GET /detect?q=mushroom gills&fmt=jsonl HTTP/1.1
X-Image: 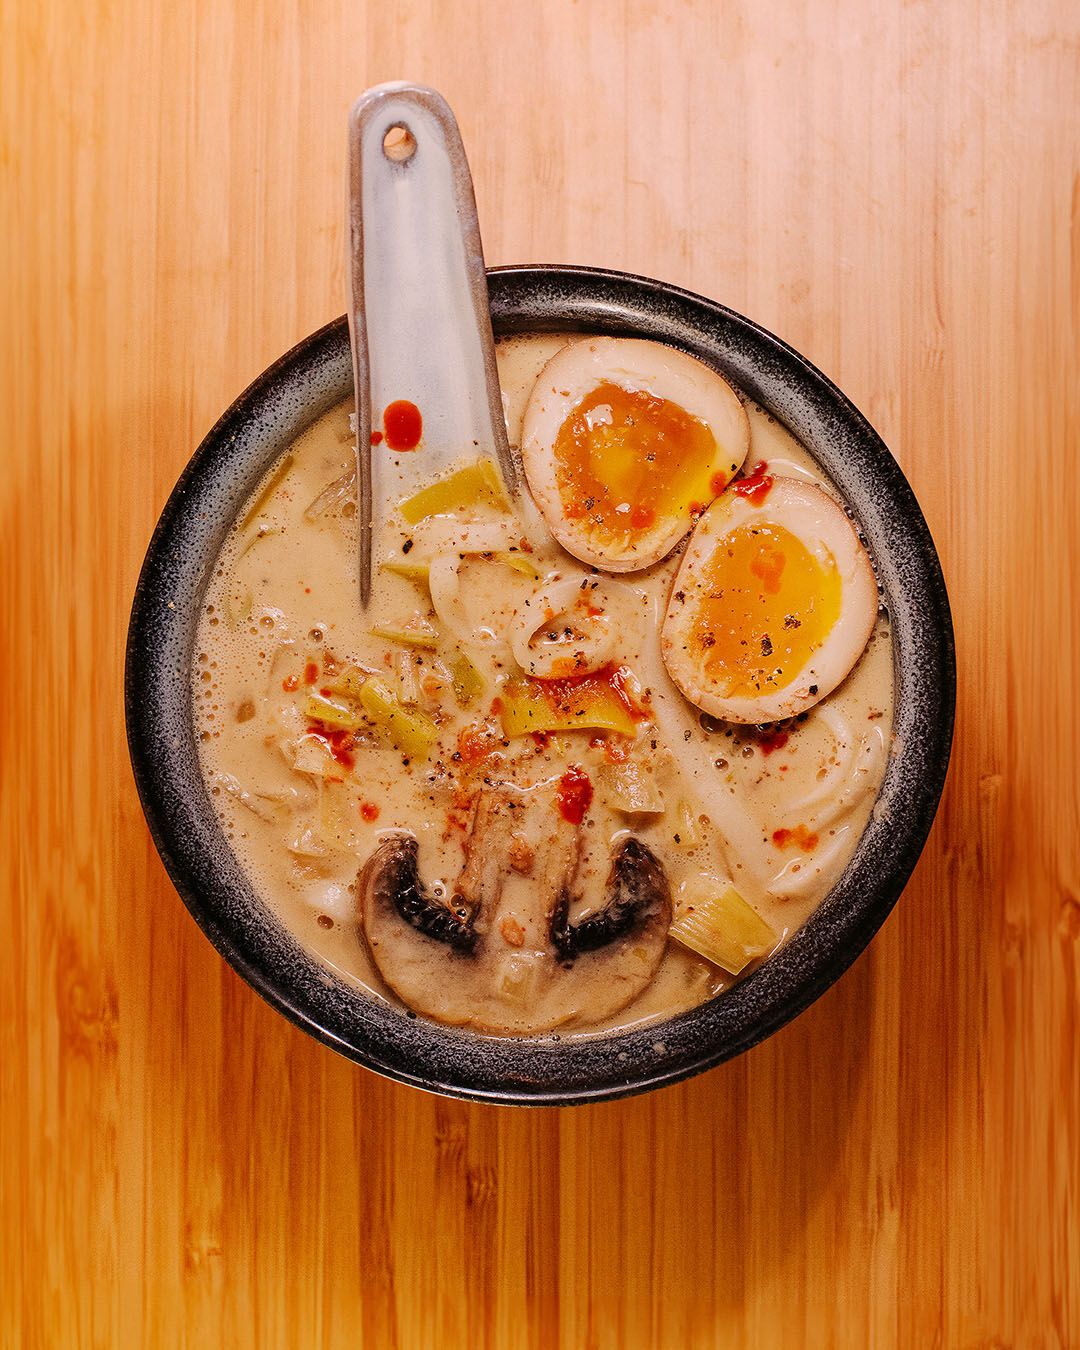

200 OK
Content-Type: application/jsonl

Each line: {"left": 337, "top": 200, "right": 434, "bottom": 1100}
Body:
{"left": 550, "top": 837, "right": 669, "bottom": 960}
{"left": 358, "top": 784, "right": 673, "bottom": 1033}
{"left": 361, "top": 833, "right": 477, "bottom": 952}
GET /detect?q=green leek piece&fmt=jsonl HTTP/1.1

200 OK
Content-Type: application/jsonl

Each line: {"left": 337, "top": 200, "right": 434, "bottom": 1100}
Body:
{"left": 598, "top": 760, "right": 664, "bottom": 814}
{"left": 675, "top": 799, "right": 702, "bottom": 848}
{"left": 449, "top": 651, "right": 485, "bottom": 708}
{"left": 327, "top": 665, "right": 368, "bottom": 702}
{"left": 399, "top": 459, "right": 509, "bottom": 524}
{"left": 395, "top": 650, "right": 422, "bottom": 706}
{"left": 498, "top": 675, "right": 636, "bottom": 739}
{"left": 494, "top": 551, "right": 541, "bottom": 579}
{"left": 225, "top": 586, "right": 253, "bottom": 629}
{"left": 240, "top": 454, "right": 294, "bottom": 530}
{"left": 380, "top": 559, "right": 431, "bottom": 585}
{"left": 304, "top": 690, "right": 365, "bottom": 732}
{"left": 359, "top": 677, "right": 439, "bottom": 758}
{"left": 370, "top": 622, "right": 440, "bottom": 650}
{"left": 668, "top": 885, "right": 776, "bottom": 975}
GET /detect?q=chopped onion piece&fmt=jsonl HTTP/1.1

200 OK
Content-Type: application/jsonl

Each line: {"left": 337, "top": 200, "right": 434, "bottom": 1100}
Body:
{"left": 304, "top": 467, "right": 356, "bottom": 520}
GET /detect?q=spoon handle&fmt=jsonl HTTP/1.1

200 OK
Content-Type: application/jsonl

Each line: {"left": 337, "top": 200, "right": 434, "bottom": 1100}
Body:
{"left": 347, "top": 82, "right": 517, "bottom": 605}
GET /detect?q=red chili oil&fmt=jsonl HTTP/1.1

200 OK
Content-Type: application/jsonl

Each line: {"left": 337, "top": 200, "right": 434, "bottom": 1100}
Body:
{"left": 306, "top": 724, "right": 356, "bottom": 770}
{"left": 556, "top": 766, "right": 594, "bottom": 824}
{"left": 733, "top": 460, "right": 774, "bottom": 505}
{"left": 382, "top": 400, "right": 422, "bottom": 451}
{"left": 772, "top": 824, "right": 819, "bottom": 852}
{"left": 756, "top": 728, "right": 790, "bottom": 755}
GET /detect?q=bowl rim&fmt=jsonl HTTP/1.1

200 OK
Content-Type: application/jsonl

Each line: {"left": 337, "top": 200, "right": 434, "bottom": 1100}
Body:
{"left": 125, "top": 263, "right": 956, "bottom": 1105}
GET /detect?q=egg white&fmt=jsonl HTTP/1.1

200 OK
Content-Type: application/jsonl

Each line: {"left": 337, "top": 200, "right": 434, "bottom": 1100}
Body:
{"left": 661, "top": 476, "right": 878, "bottom": 723}
{"left": 520, "top": 337, "right": 750, "bottom": 572}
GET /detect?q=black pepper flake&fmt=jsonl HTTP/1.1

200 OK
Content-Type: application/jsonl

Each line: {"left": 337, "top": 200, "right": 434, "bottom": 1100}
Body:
{"left": 808, "top": 684, "right": 818, "bottom": 695}
{"left": 760, "top": 634, "right": 773, "bottom": 657}
{"left": 402, "top": 538, "right": 414, "bottom": 554}
{"left": 784, "top": 614, "right": 800, "bottom": 629}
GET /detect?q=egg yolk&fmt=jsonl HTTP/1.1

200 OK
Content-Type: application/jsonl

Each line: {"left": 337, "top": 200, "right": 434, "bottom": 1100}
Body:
{"left": 690, "top": 522, "right": 842, "bottom": 697}
{"left": 553, "top": 383, "right": 721, "bottom": 545}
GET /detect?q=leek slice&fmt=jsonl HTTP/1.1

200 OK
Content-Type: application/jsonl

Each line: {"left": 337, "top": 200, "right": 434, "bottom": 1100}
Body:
{"left": 399, "top": 459, "right": 508, "bottom": 524}
{"left": 449, "top": 650, "right": 484, "bottom": 707}
{"left": 395, "top": 650, "right": 421, "bottom": 706}
{"left": 370, "top": 621, "right": 440, "bottom": 650}
{"left": 675, "top": 799, "right": 702, "bottom": 847}
{"left": 322, "top": 665, "right": 368, "bottom": 703}
{"left": 668, "top": 885, "right": 776, "bottom": 975}
{"left": 598, "top": 760, "right": 664, "bottom": 814}
{"left": 380, "top": 560, "right": 431, "bottom": 585}
{"left": 498, "top": 675, "right": 636, "bottom": 738}
{"left": 494, "top": 551, "right": 540, "bottom": 579}
{"left": 240, "top": 454, "right": 294, "bottom": 530}
{"left": 359, "top": 678, "right": 439, "bottom": 758}
{"left": 304, "top": 690, "right": 364, "bottom": 731}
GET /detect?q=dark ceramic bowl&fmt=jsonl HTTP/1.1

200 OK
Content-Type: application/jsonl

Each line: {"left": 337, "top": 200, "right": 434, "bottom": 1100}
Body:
{"left": 126, "top": 265, "right": 954, "bottom": 1104}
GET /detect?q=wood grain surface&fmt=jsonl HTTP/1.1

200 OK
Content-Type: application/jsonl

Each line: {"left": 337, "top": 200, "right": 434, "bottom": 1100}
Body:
{"left": 3, "top": 1, "right": 1078, "bottom": 1346}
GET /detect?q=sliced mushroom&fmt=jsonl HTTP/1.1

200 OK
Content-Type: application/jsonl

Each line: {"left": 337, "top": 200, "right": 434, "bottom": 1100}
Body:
{"left": 549, "top": 837, "right": 669, "bottom": 959}
{"left": 359, "top": 783, "right": 672, "bottom": 1033}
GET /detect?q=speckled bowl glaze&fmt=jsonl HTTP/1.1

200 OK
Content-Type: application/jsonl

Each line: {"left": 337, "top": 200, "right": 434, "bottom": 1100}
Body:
{"left": 126, "top": 265, "right": 955, "bottom": 1104}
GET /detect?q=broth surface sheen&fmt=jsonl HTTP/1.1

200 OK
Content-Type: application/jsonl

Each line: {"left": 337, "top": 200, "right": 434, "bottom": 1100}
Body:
{"left": 194, "top": 334, "right": 893, "bottom": 1038}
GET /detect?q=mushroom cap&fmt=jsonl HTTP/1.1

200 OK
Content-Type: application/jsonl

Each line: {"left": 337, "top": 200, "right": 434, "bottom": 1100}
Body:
{"left": 359, "top": 784, "right": 673, "bottom": 1034}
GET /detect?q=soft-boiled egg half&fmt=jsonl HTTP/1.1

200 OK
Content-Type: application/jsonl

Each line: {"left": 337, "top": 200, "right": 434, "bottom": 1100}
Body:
{"left": 521, "top": 337, "right": 750, "bottom": 571}
{"left": 661, "top": 471, "right": 877, "bottom": 723}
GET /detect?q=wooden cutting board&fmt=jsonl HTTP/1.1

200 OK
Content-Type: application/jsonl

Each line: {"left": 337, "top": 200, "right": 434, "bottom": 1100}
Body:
{"left": 2, "top": 1, "right": 1076, "bottom": 1345}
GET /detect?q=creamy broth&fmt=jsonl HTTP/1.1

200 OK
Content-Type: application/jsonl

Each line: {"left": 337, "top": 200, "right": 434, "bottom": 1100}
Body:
{"left": 194, "top": 334, "right": 893, "bottom": 1037}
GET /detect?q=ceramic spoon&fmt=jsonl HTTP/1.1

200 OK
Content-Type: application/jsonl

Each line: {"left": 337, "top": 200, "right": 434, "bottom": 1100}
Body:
{"left": 347, "top": 82, "right": 519, "bottom": 605}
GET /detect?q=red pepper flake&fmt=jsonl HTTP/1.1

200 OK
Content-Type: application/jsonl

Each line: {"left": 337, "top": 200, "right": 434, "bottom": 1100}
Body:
{"left": 733, "top": 460, "right": 774, "bottom": 505}
{"left": 303, "top": 662, "right": 319, "bottom": 685}
{"left": 529, "top": 731, "right": 550, "bottom": 748}
{"left": 370, "top": 430, "right": 384, "bottom": 445}
{"left": 282, "top": 673, "right": 300, "bottom": 692}
{"left": 629, "top": 503, "right": 656, "bottom": 530}
{"left": 757, "top": 728, "right": 790, "bottom": 755}
{"left": 556, "top": 765, "right": 593, "bottom": 824}
{"left": 772, "top": 824, "right": 819, "bottom": 852}
{"left": 382, "top": 399, "right": 422, "bottom": 451}
{"left": 319, "top": 687, "right": 332, "bottom": 697}
{"left": 359, "top": 801, "right": 380, "bottom": 822}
